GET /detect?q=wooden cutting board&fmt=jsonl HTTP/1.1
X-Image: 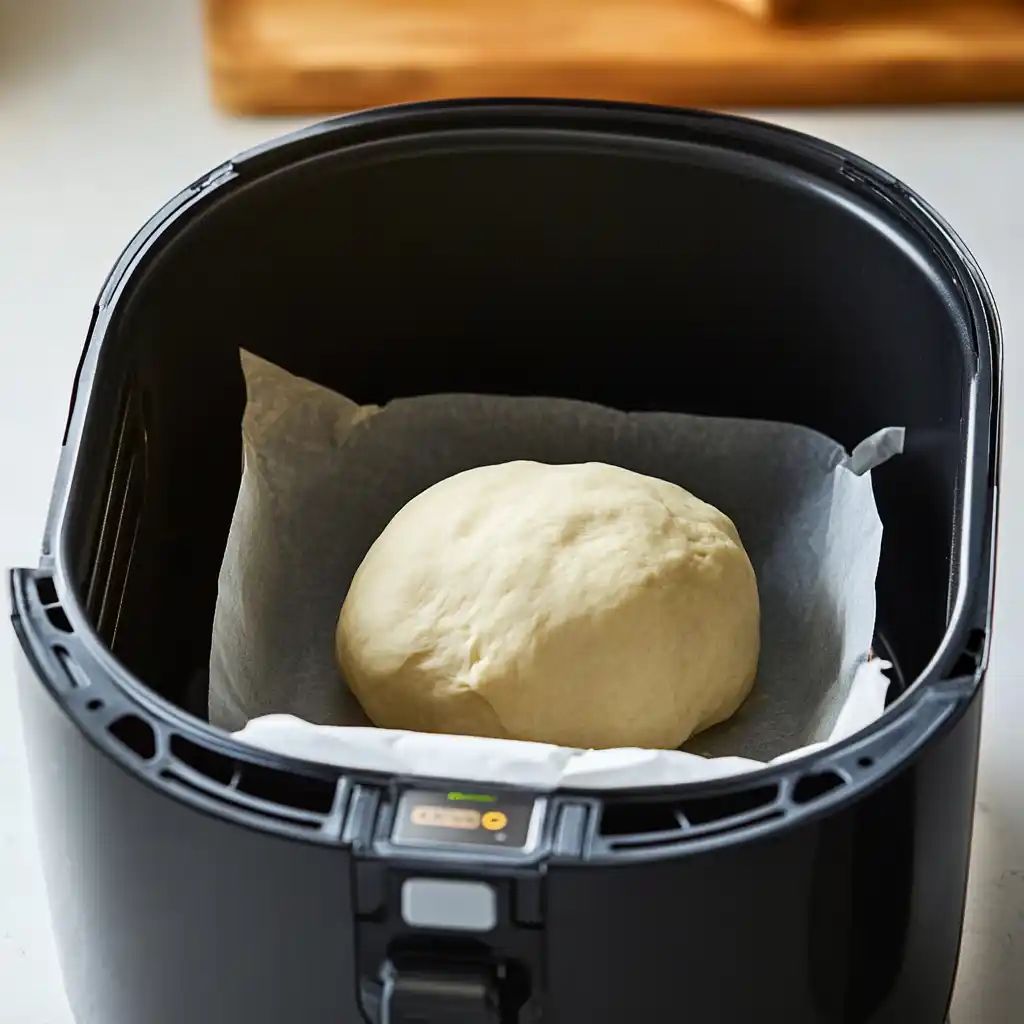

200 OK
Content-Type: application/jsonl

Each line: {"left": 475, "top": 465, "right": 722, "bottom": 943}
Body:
{"left": 204, "top": 0, "right": 1024, "bottom": 114}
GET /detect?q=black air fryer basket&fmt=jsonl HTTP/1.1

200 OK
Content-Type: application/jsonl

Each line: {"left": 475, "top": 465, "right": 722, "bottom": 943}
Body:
{"left": 11, "top": 101, "right": 1000, "bottom": 1024}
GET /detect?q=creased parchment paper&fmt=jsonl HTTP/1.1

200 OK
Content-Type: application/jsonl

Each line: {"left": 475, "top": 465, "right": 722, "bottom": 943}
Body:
{"left": 210, "top": 351, "right": 903, "bottom": 789}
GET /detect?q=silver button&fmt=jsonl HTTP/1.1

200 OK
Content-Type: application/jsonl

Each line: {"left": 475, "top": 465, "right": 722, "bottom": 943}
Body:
{"left": 401, "top": 878, "right": 497, "bottom": 932}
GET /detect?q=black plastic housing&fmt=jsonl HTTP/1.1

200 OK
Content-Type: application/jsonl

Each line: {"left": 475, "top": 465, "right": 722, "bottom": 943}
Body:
{"left": 10, "top": 100, "right": 1000, "bottom": 1024}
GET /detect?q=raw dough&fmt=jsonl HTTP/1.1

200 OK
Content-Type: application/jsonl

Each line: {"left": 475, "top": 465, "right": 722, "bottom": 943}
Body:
{"left": 336, "top": 461, "right": 760, "bottom": 750}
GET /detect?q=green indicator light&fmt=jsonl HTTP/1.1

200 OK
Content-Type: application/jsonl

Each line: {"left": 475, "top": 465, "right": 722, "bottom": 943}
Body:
{"left": 447, "top": 791, "right": 496, "bottom": 803}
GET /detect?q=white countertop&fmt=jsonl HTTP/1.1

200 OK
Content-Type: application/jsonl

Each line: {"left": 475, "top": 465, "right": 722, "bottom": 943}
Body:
{"left": 2, "top": 1, "right": 1023, "bottom": 1021}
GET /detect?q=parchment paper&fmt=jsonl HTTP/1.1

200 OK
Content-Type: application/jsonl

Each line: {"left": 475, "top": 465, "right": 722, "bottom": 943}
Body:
{"left": 211, "top": 351, "right": 902, "bottom": 788}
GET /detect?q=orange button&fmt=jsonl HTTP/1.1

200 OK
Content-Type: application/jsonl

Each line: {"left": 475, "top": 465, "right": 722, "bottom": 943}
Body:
{"left": 481, "top": 810, "right": 508, "bottom": 832}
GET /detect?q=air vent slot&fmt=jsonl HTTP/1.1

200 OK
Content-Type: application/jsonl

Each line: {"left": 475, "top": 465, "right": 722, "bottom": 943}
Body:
{"left": 680, "top": 784, "right": 778, "bottom": 825}
{"left": 36, "top": 575, "right": 58, "bottom": 606}
{"left": 694, "top": 809, "right": 785, "bottom": 841}
{"left": 54, "top": 647, "right": 89, "bottom": 690}
{"left": 44, "top": 605, "right": 72, "bottom": 633}
{"left": 599, "top": 782, "right": 782, "bottom": 845}
{"left": 170, "top": 734, "right": 236, "bottom": 785}
{"left": 234, "top": 763, "right": 337, "bottom": 815}
{"left": 108, "top": 714, "right": 158, "bottom": 762}
{"left": 948, "top": 628, "right": 986, "bottom": 679}
{"left": 35, "top": 574, "right": 73, "bottom": 634}
{"left": 600, "top": 801, "right": 681, "bottom": 838}
{"left": 160, "top": 771, "right": 322, "bottom": 830}
{"left": 792, "top": 770, "right": 845, "bottom": 804}
{"left": 605, "top": 808, "right": 786, "bottom": 851}
{"left": 166, "top": 735, "right": 338, "bottom": 818}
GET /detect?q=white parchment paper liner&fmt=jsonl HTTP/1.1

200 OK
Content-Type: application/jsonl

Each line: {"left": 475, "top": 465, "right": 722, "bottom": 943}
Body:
{"left": 212, "top": 352, "right": 903, "bottom": 789}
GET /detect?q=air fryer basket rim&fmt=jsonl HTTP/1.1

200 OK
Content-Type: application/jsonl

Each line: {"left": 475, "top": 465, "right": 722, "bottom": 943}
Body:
{"left": 17, "top": 99, "right": 1001, "bottom": 816}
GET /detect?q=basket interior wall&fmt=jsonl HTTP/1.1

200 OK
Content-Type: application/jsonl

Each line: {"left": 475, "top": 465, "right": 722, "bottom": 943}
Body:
{"left": 62, "top": 142, "right": 972, "bottom": 717}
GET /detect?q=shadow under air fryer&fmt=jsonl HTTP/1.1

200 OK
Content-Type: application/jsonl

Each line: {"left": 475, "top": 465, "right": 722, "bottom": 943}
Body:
{"left": 11, "top": 100, "right": 1000, "bottom": 1024}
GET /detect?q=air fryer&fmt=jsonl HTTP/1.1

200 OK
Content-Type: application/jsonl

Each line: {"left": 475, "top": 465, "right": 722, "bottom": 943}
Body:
{"left": 10, "top": 100, "right": 1000, "bottom": 1024}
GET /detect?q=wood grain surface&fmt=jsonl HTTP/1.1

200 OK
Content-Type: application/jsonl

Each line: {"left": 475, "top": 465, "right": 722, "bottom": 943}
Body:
{"left": 205, "top": 0, "right": 1024, "bottom": 113}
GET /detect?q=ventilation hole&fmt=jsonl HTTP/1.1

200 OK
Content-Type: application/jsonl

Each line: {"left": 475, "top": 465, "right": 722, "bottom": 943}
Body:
{"left": 600, "top": 801, "right": 682, "bottom": 838}
{"left": 108, "top": 715, "right": 157, "bottom": 762}
{"left": 679, "top": 784, "right": 778, "bottom": 826}
{"left": 608, "top": 810, "right": 784, "bottom": 850}
{"left": 159, "top": 771, "right": 322, "bottom": 830}
{"left": 691, "top": 810, "right": 785, "bottom": 842}
{"left": 949, "top": 628, "right": 987, "bottom": 679}
{"left": 857, "top": 756, "right": 874, "bottom": 769}
{"left": 36, "top": 576, "right": 58, "bottom": 606}
{"left": 45, "top": 605, "right": 72, "bottom": 633}
{"left": 86, "top": 698, "right": 104, "bottom": 712}
{"left": 170, "top": 734, "right": 236, "bottom": 786}
{"left": 949, "top": 653, "right": 977, "bottom": 678}
{"left": 54, "top": 647, "right": 88, "bottom": 690}
{"left": 792, "top": 770, "right": 845, "bottom": 805}
{"left": 235, "top": 763, "right": 337, "bottom": 815}
{"left": 966, "top": 628, "right": 986, "bottom": 657}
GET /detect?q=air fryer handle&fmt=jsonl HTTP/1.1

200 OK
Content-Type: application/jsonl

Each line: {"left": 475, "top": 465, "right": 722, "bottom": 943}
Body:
{"left": 380, "top": 960, "right": 503, "bottom": 1024}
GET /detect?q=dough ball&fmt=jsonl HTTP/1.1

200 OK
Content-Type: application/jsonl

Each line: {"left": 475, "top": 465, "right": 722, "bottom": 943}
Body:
{"left": 336, "top": 462, "right": 759, "bottom": 750}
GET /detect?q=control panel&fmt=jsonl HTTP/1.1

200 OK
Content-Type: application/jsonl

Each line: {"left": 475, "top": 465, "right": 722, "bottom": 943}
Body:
{"left": 390, "top": 787, "right": 542, "bottom": 854}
